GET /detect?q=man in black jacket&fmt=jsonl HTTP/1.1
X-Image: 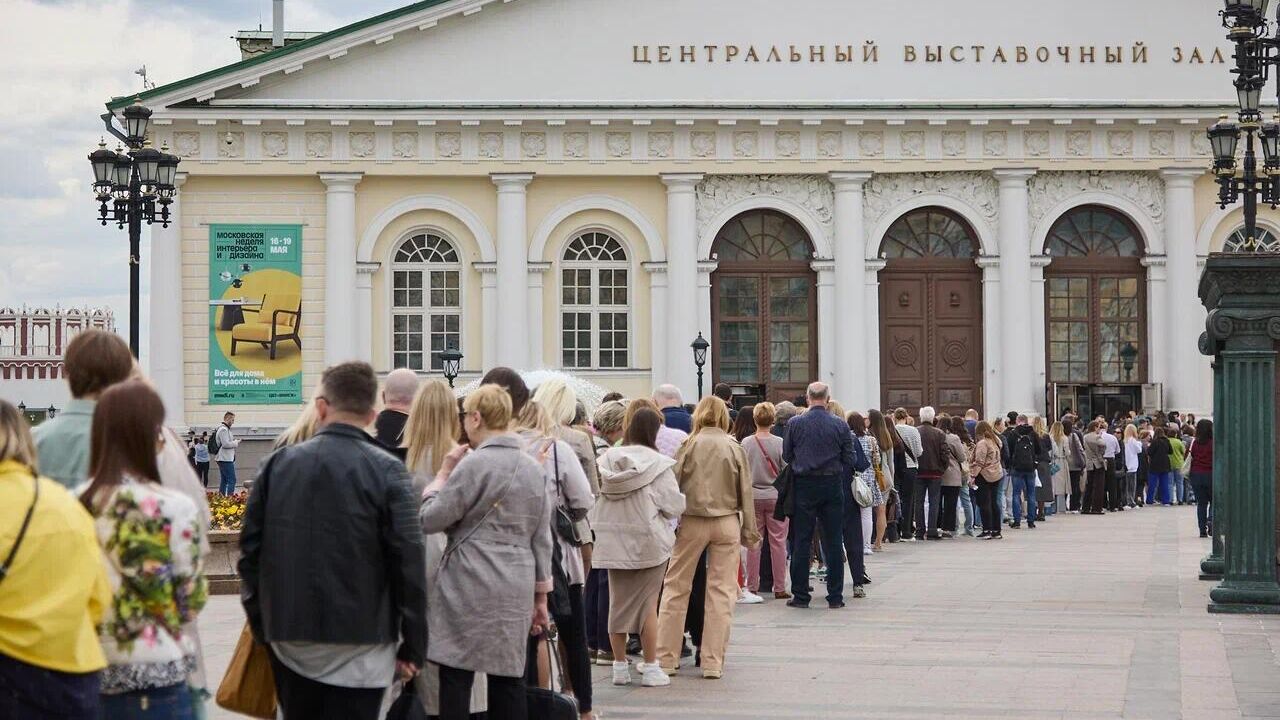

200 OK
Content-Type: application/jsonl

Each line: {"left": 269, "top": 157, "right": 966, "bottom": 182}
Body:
{"left": 239, "top": 362, "right": 427, "bottom": 720}
{"left": 373, "top": 367, "right": 419, "bottom": 450}
{"left": 914, "top": 406, "right": 949, "bottom": 540}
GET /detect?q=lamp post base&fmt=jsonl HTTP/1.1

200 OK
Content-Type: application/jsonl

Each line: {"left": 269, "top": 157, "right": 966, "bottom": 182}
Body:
{"left": 1208, "top": 580, "right": 1280, "bottom": 613}
{"left": 1200, "top": 553, "right": 1224, "bottom": 581}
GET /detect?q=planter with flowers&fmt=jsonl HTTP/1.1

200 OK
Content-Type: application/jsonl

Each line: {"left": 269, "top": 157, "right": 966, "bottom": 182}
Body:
{"left": 206, "top": 491, "right": 247, "bottom": 595}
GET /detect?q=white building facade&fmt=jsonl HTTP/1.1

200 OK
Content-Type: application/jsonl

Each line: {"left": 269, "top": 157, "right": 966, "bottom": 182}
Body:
{"left": 120, "top": 0, "right": 1274, "bottom": 428}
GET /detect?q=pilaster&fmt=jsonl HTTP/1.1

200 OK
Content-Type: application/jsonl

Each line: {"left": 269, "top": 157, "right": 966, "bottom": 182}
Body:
{"left": 475, "top": 262, "right": 498, "bottom": 372}
{"left": 865, "top": 258, "right": 888, "bottom": 407}
{"left": 977, "top": 255, "right": 1003, "bottom": 416}
{"left": 355, "top": 262, "right": 378, "bottom": 365}
{"left": 527, "top": 262, "right": 551, "bottom": 368}
{"left": 643, "top": 262, "right": 669, "bottom": 389}
{"left": 812, "top": 259, "right": 837, "bottom": 389}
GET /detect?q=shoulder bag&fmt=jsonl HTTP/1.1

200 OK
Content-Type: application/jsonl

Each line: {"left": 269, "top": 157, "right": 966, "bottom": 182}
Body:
{"left": 215, "top": 624, "right": 277, "bottom": 719}
{"left": 754, "top": 435, "right": 779, "bottom": 479}
{"left": 0, "top": 472, "right": 38, "bottom": 587}
{"left": 550, "top": 441, "right": 591, "bottom": 547}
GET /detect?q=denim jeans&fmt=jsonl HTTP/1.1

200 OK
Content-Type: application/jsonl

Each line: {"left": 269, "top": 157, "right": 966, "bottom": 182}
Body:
{"left": 1010, "top": 471, "right": 1038, "bottom": 524}
{"left": 0, "top": 651, "right": 99, "bottom": 719}
{"left": 789, "top": 475, "right": 845, "bottom": 606}
{"left": 998, "top": 474, "right": 1012, "bottom": 518}
{"left": 99, "top": 683, "right": 194, "bottom": 720}
{"left": 959, "top": 484, "right": 975, "bottom": 533}
{"left": 1189, "top": 471, "right": 1214, "bottom": 535}
{"left": 1146, "top": 471, "right": 1175, "bottom": 505}
{"left": 217, "top": 461, "right": 237, "bottom": 495}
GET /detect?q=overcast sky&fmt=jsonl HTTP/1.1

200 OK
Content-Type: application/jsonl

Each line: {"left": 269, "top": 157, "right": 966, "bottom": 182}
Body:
{"left": 1, "top": 0, "right": 406, "bottom": 359}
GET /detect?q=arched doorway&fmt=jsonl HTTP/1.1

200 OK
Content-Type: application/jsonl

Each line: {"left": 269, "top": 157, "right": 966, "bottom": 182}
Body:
{"left": 710, "top": 209, "right": 817, "bottom": 403}
{"left": 878, "top": 207, "right": 984, "bottom": 416}
{"left": 1043, "top": 205, "right": 1147, "bottom": 420}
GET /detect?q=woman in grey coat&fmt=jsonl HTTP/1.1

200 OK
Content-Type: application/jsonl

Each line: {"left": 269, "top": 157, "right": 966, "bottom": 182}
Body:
{"left": 420, "top": 384, "right": 554, "bottom": 720}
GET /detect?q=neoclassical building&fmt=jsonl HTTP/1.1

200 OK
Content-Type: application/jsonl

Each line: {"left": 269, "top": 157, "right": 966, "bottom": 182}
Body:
{"left": 120, "top": 0, "right": 1271, "bottom": 429}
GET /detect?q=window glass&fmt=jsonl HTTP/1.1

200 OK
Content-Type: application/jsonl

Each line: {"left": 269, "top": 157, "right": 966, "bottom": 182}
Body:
{"left": 561, "top": 232, "right": 630, "bottom": 369}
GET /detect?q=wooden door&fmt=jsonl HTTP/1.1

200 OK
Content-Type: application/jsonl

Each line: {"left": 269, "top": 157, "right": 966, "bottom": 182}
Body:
{"left": 879, "top": 265, "right": 983, "bottom": 416}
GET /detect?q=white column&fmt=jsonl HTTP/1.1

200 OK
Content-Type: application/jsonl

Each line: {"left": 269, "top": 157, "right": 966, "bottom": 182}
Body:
{"left": 864, "top": 259, "right": 887, "bottom": 409}
{"left": 813, "top": 260, "right": 837, "bottom": 389}
{"left": 355, "top": 262, "right": 377, "bottom": 364}
{"left": 645, "top": 262, "right": 669, "bottom": 389}
{"left": 977, "top": 257, "right": 1003, "bottom": 416}
{"left": 319, "top": 172, "right": 363, "bottom": 366}
{"left": 1141, "top": 255, "right": 1168, "bottom": 403}
{"left": 527, "top": 263, "right": 550, "bottom": 368}
{"left": 491, "top": 173, "right": 534, "bottom": 369}
{"left": 993, "top": 168, "right": 1037, "bottom": 416}
{"left": 661, "top": 173, "right": 703, "bottom": 399}
{"left": 1030, "top": 255, "right": 1052, "bottom": 415}
{"left": 830, "top": 171, "right": 872, "bottom": 406}
{"left": 696, "top": 260, "right": 716, "bottom": 398}
{"left": 476, "top": 263, "right": 498, "bottom": 372}
{"left": 1161, "top": 167, "right": 1209, "bottom": 414}
{"left": 149, "top": 172, "right": 186, "bottom": 426}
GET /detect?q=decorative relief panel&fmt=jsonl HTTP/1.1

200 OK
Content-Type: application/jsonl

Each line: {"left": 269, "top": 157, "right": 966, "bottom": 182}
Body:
{"left": 1024, "top": 131, "right": 1049, "bottom": 157}
{"left": 478, "top": 132, "right": 503, "bottom": 159}
{"left": 1107, "top": 131, "right": 1133, "bottom": 156}
{"left": 863, "top": 171, "right": 999, "bottom": 235}
{"left": 435, "top": 132, "right": 461, "bottom": 159}
{"left": 305, "top": 131, "right": 332, "bottom": 158}
{"left": 349, "top": 131, "right": 375, "bottom": 159}
{"left": 392, "top": 132, "right": 418, "bottom": 159}
{"left": 691, "top": 131, "right": 716, "bottom": 158}
{"left": 818, "top": 131, "right": 844, "bottom": 158}
{"left": 941, "top": 131, "right": 967, "bottom": 157}
{"left": 1149, "top": 130, "right": 1174, "bottom": 157}
{"left": 732, "top": 131, "right": 758, "bottom": 158}
{"left": 982, "top": 131, "right": 1007, "bottom": 157}
{"left": 1065, "top": 131, "right": 1092, "bottom": 157}
{"left": 857, "top": 131, "right": 883, "bottom": 157}
{"left": 261, "top": 131, "right": 289, "bottom": 158}
{"left": 521, "top": 132, "right": 546, "bottom": 158}
{"left": 563, "top": 132, "right": 588, "bottom": 159}
{"left": 1028, "top": 171, "right": 1166, "bottom": 239}
{"left": 648, "top": 132, "right": 673, "bottom": 158}
{"left": 174, "top": 131, "right": 200, "bottom": 159}
{"left": 695, "top": 175, "right": 834, "bottom": 250}
{"left": 900, "top": 131, "right": 924, "bottom": 158}
{"left": 606, "top": 132, "right": 632, "bottom": 158}
{"left": 775, "top": 131, "right": 800, "bottom": 158}
{"left": 219, "top": 132, "right": 244, "bottom": 159}
{"left": 1192, "top": 132, "right": 1212, "bottom": 156}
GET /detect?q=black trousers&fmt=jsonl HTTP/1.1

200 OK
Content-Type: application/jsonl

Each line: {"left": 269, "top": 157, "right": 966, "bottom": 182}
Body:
{"left": 1105, "top": 459, "right": 1122, "bottom": 511}
{"left": 896, "top": 467, "right": 918, "bottom": 538}
{"left": 269, "top": 651, "right": 385, "bottom": 720}
{"left": 0, "top": 651, "right": 99, "bottom": 720}
{"left": 685, "top": 551, "right": 707, "bottom": 647}
{"left": 939, "top": 485, "right": 961, "bottom": 532}
{"left": 1068, "top": 470, "right": 1083, "bottom": 511}
{"left": 195, "top": 461, "right": 210, "bottom": 488}
{"left": 913, "top": 475, "right": 942, "bottom": 538}
{"left": 976, "top": 481, "right": 1001, "bottom": 533}
{"left": 840, "top": 482, "right": 866, "bottom": 584}
{"left": 1190, "top": 471, "right": 1214, "bottom": 535}
{"left": 1084, "top": 468, "right": 1107, "bottom": 513}
{"left": 439, "top": 665, "right": 524, "bottom": 720}
{"left": 583, "top": 568, "right": 609, "bottom": 652}
{"left": 550, "top": 585, "right": 591, "bottom": 712}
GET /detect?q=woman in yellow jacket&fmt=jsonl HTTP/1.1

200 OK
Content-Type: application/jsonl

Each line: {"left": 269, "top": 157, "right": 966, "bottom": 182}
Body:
{"left": 655, "top": 396, "right": 760, "bottom": 680}
{"left": 0, "top": 399, "right": 110, "bottom": 718}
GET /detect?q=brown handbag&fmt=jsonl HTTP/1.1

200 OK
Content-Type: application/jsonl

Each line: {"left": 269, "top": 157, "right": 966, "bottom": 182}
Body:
{"left": 215, "top": 624, "right": 278, "bottom": 719}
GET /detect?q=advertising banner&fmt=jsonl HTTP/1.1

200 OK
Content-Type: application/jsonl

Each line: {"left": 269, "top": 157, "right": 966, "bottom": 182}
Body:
{"left": 207, "top": 224, "right": 303, "bottom": 405}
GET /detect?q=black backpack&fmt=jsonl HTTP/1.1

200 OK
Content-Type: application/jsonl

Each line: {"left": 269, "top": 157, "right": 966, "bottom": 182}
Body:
{"left": 1011, "top": 433, "right": 1038, "bottom": 472}
{"left": 208, "top": 427, "right": 223, "bottom": 457}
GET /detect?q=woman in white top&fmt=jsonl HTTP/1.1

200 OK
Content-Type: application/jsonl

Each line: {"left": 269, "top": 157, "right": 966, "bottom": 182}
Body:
{"left": 1123, "top": 424, "right": 1143, "bottom": 509}
{"left": 79, "top": 381, "right": 206, "bottom": 719}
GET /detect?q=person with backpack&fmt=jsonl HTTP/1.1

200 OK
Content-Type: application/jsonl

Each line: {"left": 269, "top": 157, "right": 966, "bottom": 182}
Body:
{"left": 1008, "top": 415, "right": 1041, "bottom": 529}
{"left": 211, "top": 412, "right": 241, "bottom": 496}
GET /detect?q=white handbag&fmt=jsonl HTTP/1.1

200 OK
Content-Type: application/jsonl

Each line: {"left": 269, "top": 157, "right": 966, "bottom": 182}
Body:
{"left": 853, "top": 477, "right": 874, "bottom": 507}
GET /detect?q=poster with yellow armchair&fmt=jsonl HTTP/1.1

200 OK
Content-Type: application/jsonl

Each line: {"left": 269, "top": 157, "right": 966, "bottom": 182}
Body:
{"left": 208, "top": 224, "right": 303, "bottom": 404}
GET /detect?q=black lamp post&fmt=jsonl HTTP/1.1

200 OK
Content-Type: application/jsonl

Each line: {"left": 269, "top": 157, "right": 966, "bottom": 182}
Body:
{"left": 1210, "top": 0, "right": 1280, "bottom": 249}
{"left": 1119, "top": 342, "right": 1138, "bottom": 382}
{"left": 440, "top": 346, "right": 463, "bottom": 388}
{"left": 88, "top": 98, "right": 181, "bottom": 357}
{"left": 691, "top": 332, "right": 710, "bottom": 399}
{"left": 47, "top": 404, "right": 57, "bottom": 420}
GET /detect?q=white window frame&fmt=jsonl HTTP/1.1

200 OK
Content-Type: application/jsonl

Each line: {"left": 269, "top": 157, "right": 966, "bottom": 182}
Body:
{"left": 559, "top": 229, "right": 632, "bottom": 370}
{"left": 388, "top": 230, "right": 464, "bottom": 372}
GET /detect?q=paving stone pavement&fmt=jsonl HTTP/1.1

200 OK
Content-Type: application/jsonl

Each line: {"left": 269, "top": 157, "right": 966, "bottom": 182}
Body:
{"left": 199, "top": 505, "right": 1280, "bottom": 719}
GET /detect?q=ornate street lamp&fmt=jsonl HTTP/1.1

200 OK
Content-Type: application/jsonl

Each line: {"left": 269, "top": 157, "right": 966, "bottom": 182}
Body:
{"left": 440, "top": 345, "right": 463, "bottom": 388}
{"left": 691, "top": 332, "right": 710, "bottom": 399}
{"left": 87, "top": 97, "right": 180, "bottom": 357}
{"left": 1119, "top": 342, "right": 1138, "bottom": 382}
{"left": 47, "top": 405, "right": 57, "bottom": 419}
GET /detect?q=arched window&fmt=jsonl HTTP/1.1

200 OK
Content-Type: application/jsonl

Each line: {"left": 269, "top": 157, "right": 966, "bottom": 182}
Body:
{"left": 1045, "top": 206, "right": 1143, "bottom": 257}
{"left": 1225, "top": 226, "right": 1280, "bottom": 253}
{"left": 391, "top": 233, "right": 461, "bottom": 371}
{"left": 712, "top": 210, "right": 812, "bottom": 263}
{"left": 881, "top": 208, "right": 977, "bottom": 259}
{"left": 561, "top": 231, "right": 629, "bottom": 369}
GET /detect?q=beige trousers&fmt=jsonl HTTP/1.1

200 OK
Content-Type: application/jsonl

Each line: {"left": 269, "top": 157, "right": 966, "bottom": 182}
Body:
{"left": 655, "top": 513, "right": 741, "bottom": 673}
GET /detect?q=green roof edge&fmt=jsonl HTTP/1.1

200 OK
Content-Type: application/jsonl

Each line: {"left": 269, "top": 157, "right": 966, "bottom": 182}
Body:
{"left": 105, "top": 0, "right": 454, "bottom": 112}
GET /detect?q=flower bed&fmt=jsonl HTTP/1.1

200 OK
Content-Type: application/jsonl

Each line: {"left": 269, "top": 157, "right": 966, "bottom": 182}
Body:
{"left": 207, "top": 490, "right": 247, "bottom": 531}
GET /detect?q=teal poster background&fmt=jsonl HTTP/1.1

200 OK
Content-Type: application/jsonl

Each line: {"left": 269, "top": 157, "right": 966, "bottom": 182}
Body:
{"left": 207, "top": 224, "right": 303, "bottom": 404}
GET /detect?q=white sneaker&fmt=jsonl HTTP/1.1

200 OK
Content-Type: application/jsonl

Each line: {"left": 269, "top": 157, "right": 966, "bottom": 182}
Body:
{"left": 737, "top": 589, "right": 764, "bottom": 604}
{"left": 863, "top": 547, "right": 874, "bottom": 556}
{"left": 612, "top": 661, "right": 631, "bottom": 686}
{"left": 641, "top": 663, "right": 671, "bottom": 687}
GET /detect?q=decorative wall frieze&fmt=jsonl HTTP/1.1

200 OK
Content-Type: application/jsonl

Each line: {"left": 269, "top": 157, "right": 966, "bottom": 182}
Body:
{"left": 1028, "top": 171, "right": 1165, "bottom": 237}
{"left": 694, "top": 174, "right": 835, "bottom": 248}
{"left": 863, "top": 171, "right": 999, "bottom": 233}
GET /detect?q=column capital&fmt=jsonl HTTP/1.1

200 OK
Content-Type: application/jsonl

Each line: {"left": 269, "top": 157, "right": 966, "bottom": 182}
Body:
{"left": 660, "top": 172, "right": 704, "bottom": 191}
{"left": 975, "top": 255, "right": 1002, "bottom": 269}
{"left": 829, "top": 171, "right": 873, "bottom": 190}
{"left": 811, "top": 258, "right": 837, "bottom": 274}
{"left": 1030, "top": 254, "right": 1054, "bottom": 269}
{"left": 1160, "top": 166, "right": 1205, "bottom": 185}
{"left": 641, "top": 261, "right": 668, "bottom": 275}
{"left": 866, "top": 258, "right": 888, "bottom": 273}
{"left": 527, "top": 261, "right": 552, "bottom": 274}
{"left": 356, "top": 261, "right": 380, "bottom": 275}
{"left": 1140, "top": 254, "right": 1168, "bottom": 268}
{"left": 474, "top": 261, "right": 498, "bottom": 274}
{"left": 491, "top": 172, "right": 534, "bottom": 189}
{"left": 992, "top": 167, "right": 1037, "bottom": 185}
{"left": 697, "top": 259, "right": 719, "bottom": 274}
{"left": 173, "top": 171, "right": 189, "bottom": 189}
{"left": 319, "top": 171, "right": 363, "bottom": 188}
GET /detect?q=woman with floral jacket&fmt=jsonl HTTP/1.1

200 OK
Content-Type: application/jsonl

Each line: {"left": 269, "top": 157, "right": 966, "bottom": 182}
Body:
{"left": 79, "top": 381, "right": 207, "bottom": 719}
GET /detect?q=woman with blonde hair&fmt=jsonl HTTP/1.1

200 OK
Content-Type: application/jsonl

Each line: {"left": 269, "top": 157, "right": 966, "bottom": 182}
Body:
{"left": 275, "top": 394, "right": 321, "bottom": 450}
{"left": 1050, "top": 421, "right": 1071, "bottom": 515}
{"left": 868, "top": 409, "right": 895, "bottom": 549}
{"left": 532, "top": 378, "right": 600, "bottom": 495}
{"left": 655, "top": 396, "right": 759, "bottom": 680}
{"left": 1032, "top": 416, "right": 1053, "bottom": 522}
{"left": 970, "top": 421, "right": 1004, "bottom": 539}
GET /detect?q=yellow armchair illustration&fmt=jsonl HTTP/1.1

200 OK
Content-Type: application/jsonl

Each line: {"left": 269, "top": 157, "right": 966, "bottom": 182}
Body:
{"left": 230, "top": 293, "right": 301, "bottom": 360}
